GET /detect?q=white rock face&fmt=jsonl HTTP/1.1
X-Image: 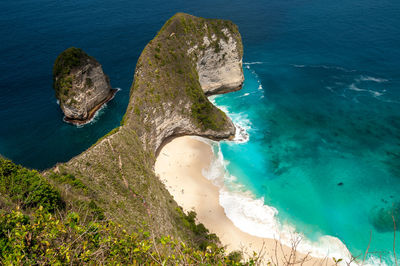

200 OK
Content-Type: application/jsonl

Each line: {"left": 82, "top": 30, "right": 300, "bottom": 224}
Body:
{"left": 195, "top": 29, "right": 244, "bottom": 95}
{"left": 60, "top": 60, "right": 114, "bottom": 123}
{"left": 148, "top": 104, "right": 236, "bottom": 155}
{"left": 146, "top": 26, "right": 243, "bottom": 154}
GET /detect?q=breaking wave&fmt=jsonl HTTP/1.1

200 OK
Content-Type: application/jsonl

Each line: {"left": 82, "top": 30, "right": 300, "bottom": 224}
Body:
{"left": 291, "top": 64, "right": 356, "bottom": 72}
{"left": 202, "top": 140, "right": 356, "bottom": 264}
{"left": 358, "top": 75, "right": 388, "bottom": 83}
{"left": 209, "top": 96, "right": 250, "bottom": 144}
{"left": 244, "top": 61, "right": 264, "bottom": 65}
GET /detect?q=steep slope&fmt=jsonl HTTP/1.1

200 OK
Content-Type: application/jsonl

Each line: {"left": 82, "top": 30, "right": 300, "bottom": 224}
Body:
{"left": 44, "top": 12, "right": 243, "bottom": 245}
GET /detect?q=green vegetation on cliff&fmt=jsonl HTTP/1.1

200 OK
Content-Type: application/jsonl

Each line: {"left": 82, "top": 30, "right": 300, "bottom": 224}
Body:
{"left": 0, "top": 160, "right": 255, "bottom": 264}
{"left": 0, "top": 158, "right": 64, "bottom": 212}
{"left": 126, "top": 12, "right": 241, "bottom": 132}
{"left": 0, "top": 158, "right": 105, "bottom": 221}
{"left": 53, "top": 47, "right": 90, "bottom": 77}
{"left": 186, "top": 83, "right": 228, "bottom": 130}
{"left": 53, "top": 47, "right": 92, "bottom": 100}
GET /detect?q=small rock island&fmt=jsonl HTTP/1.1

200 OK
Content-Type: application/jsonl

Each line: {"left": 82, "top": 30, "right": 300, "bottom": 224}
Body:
{"left": 53, "top": 47, "right": 117, "bottom": 124}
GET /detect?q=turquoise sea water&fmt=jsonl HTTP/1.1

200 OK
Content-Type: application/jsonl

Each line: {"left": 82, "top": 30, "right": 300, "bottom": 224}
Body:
{"left": 1, "top": 0, "right": 399, "bottom": 263}
{"left": 212, "top": 63, "right": 400, "bottom": 262}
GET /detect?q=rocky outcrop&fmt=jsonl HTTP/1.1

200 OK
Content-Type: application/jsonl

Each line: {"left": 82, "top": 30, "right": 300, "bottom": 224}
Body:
{"left": 53, "top": 47, "right": 117, "bottom": 124}
{"left": 124, "top": 13, "right": 243, "bottom": 155}
{"left": 195, "top": 28, "right": 244, "bottom": 95}
{"left": 150, "top": 100, "right": 236, "bottom": 156}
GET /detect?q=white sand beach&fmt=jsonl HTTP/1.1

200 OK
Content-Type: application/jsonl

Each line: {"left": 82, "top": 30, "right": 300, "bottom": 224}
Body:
{"left": 155, "top": 136, "right": 333, "bottom": 265}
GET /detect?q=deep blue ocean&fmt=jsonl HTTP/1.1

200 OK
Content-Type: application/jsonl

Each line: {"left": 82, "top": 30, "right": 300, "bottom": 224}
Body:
{"left": 1, "top": 0, "right": 399, "bottom": 263}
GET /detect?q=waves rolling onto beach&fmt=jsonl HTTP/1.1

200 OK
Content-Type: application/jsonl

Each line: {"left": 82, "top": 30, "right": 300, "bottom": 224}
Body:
{"left": 208, "top": 62, "right": 400, "bottom": 264}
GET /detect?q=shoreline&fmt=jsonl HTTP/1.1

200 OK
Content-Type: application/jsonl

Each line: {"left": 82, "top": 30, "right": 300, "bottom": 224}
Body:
{"left": 63, "top": 88, "right": 119, "bottom": 125}
{"left": 155, "top": 136, "right": 333, "bottom": 265}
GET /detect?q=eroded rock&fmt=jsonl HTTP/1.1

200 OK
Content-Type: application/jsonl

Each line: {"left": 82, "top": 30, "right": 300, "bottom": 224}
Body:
{"left": 53, "top": 47, "right": 116, "bottom": 124}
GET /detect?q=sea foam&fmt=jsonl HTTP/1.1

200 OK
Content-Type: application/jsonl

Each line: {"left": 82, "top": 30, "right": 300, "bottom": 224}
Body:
{"left": 347, "top": 84, "right": 384, "bottom": 99}
{"left": 200, "top": 136, "right": 392, "bottom": 265}
{"left": 205, "top": 94, "right": 358, "bottom": 264}
{"left": 243, "top": 62, "right": 264, "bottom": 65}
{"left": 291, "top": 64, "right": 356, "bottom": 73}
{"left": 209, "top": 96, "right": 251, "bottom": 144}
{"left": 205, "top": 141, "right": 354, "bottom": 262}
{"left": 200, "top": 64, "right": 396, "bottom": 264}
{"left": 359, "top": 75, "right": 388, "bottom": 83}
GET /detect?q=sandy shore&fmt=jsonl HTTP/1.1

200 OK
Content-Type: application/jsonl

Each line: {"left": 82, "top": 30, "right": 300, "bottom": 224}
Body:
{"left": 155, "top": 136, "right": 332, "bottom": 265}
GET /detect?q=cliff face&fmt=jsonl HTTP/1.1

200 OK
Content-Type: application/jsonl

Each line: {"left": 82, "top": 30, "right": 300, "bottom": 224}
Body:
{"left": 125, "top": 13, "right": 244, "bottom": 154}
{"left": 53, "top": 48, "right": 116, "bottom": 124}
{"left": 196, "top": 27, "right": 244, "bottom": 95}
{"left": 47, "top": 13, "right": 244, "bottom": 244}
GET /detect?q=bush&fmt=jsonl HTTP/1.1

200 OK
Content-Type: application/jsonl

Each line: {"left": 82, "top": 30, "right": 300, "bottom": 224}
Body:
{"left": 53, "top": 47, "right": 92, "bottom": 99}
{"left": 228, "top": 250, "right": 244, "bottom": 263}
{"left": 48, "top": 172, "right": 87, "bottom": 191}
{"left": 53, "top": 47, "right": 90, "bottom": 78}
{"left": 0, "top": 158, "right": 64, "bottom": 212}
{"left": 0, "top": 207, "right": 253, "bottom": 265}
{"left": 185, "top": 85, "right": 224, "bottom": 130}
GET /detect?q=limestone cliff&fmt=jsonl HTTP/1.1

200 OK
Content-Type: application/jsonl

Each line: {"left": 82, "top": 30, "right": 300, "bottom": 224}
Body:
{"left": 195, "top": 27, "right": 244, "bottom": 95}
{"left": 125, "top": 12, "right": 244, "bottom": 154}
{"left": 46, "top": 13, "right": 244, "bottom": 245}
{"left": 53, "top": 47, "right": 117, "bottom": 124}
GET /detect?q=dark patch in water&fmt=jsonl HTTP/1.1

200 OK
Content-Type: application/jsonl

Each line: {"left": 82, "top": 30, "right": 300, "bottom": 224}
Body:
{"left": 337, "top": 182, "right": 343, "bottom": 186}
{"left": 275, "top": 166, "right": 289, "bottom": 176}
{"left": 383, "top": 149, "right": 400, "bottom": 178}
{"left": 370, "top": 203, "right": 400, "bottom": 232}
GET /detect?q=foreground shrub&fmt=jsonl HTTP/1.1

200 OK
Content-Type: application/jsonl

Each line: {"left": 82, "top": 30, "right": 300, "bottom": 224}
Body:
{"left": 0, "top": 158, "right": 64, "bottom": 212}
{"left": 0, "top": 207, "right": 255, "bottom": 265}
